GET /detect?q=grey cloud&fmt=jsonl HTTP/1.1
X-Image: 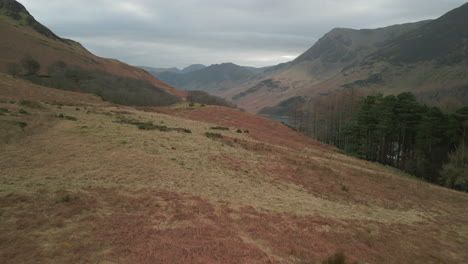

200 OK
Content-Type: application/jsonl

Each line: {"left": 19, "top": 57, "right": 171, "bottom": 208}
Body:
{"left": 18, "top": 0, "right": 468, "bottom": 68}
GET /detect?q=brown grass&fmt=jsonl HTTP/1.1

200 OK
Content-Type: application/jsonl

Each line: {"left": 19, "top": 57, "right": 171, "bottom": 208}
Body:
{"left": 1, "top": 80, "right": 468, "bottom": 263}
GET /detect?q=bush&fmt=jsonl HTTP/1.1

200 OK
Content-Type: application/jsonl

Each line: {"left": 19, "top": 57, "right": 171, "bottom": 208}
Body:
{"left": 322, "top": 252, "right": 347, "bottom": 264}
{"left": 18, "top": 109, "right": 28, "bottom": 114}
{"left": 205, "top": 132, "right": 223, "bottom": 139}
{"left": 210, "top": 126, "right": 229, "bottom": 131}
{"left": 21, "top": 55, "right": 40, "bottom": 75}
{"left": 236, "top": 129, "right": 243, "bottom": 133}
{"left": 65, "top": 116, "right": 77, "bottom": 121}
{"left": 15, "top": 121, "right": 28, "bottom": 128}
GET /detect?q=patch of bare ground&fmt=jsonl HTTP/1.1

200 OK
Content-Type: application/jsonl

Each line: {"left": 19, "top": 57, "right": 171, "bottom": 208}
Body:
{"left": 1, "top": 86, "right": 468, "bottom": 263}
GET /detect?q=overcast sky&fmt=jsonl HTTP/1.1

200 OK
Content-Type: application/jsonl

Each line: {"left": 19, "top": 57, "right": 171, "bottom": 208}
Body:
{"left": 18, "top": 0, "right": 467, "bottom": 68}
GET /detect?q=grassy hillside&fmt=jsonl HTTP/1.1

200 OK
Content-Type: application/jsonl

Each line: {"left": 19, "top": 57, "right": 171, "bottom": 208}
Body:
{"left": 1, "top": 73, "right": 467, "bottom": 263}
{"left": 232, "top": 3, "right": 468, "bottom": 113}
{"left": 0, "top": 0, "right": 185, "bottom": 100}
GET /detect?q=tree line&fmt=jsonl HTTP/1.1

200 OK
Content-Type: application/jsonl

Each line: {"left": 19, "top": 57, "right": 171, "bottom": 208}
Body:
{"left": 290, "top": 90, "right": 468, "bottom": 191}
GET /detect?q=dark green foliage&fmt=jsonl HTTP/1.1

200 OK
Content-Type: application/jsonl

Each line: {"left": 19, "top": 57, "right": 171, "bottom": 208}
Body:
{"left": 236, "top": 129, "right": 243, "bottom": 133}
{"left": 20, "top": 61, "right": 181, "bottom": 107}
{"left": 187, "top": 91, "right": 236, "bottom": 108}
{"left": 210, "top": 126, "right": 229, "bottom": 131}
{"left": 292, "top": 90, "right": 468, "bottom": 191}
{"left": 341, "top": 185, "right": 349, "bottom": 192}
{"left": 0, "top": 108, "right": 9, "bottom": 113}
{"left": 189, "top": 102, "right": 195, "bottom": 107}
{"left": 205, "top": 132, "right": 223, "bottom": 139}
{"left": 20, "top": 55, "right": 40, "bottom": 75}
{"left": 244, "top": 130, "right": 250, "bottom": 133}
{"left": 18, "top": 109, "right": 28, "bottom": 114}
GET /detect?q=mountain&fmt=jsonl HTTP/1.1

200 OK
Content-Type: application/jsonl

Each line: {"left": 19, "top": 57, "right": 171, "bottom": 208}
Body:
{"left": 181, "top": 64, "right": 206, "bottom": 73}
{"left": 231, "top": 2, "right": 468, "bottom": 113}
{"left": 0, "top": 0, "right": 185, "bottom": 100}
{"left": 140, "top": 64, "right": 207, "bottom": 76}
{"left": 152, "top": 62, "right": 262, "bottom": 95}
{"left": 1, "top": 71, "right": 468, "bottom": 263}
{"left": 140, "top": 66, "right": 182, "bottom": 74}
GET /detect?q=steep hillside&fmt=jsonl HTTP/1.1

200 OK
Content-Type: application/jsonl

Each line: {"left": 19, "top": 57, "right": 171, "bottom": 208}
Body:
{"left": 154, "top": 63, "right": 262, "bottom": 95}
{"left": 230, "top": 21, "right": 428, "bottom": 112}
{"left": 0, "top": 0, "right": 185, "bottom": 98}
{"left": 1, "top": 73, "right": 468, "bottom": 263}
{"left": 233, "top": 2, "right": 468, "bottom": 113}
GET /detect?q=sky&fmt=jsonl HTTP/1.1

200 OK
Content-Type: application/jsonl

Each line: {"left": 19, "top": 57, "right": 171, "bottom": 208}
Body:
{"left": 18, "top": 0, "right": 468, "bottom": 69}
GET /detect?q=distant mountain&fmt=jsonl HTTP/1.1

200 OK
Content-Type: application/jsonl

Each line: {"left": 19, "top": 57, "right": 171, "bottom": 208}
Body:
{"left": 181, "top": 64, "right": 206, "bottom": 73}
{"left": 149, "top": 62, "right": 262, "bottom": 95}
{"left": 140, "top": 66, "right": 182, "bottom": 74}
{"left": 242, "top": 65, "right": 273, "bottom": 74}
{"left": 0, "top": 0, "right": 185, "bottom": 100}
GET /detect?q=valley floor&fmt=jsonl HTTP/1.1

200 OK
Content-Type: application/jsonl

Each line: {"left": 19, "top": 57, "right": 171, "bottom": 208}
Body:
{"left": 1, "top": 74, "right": 467, "bottom": 263}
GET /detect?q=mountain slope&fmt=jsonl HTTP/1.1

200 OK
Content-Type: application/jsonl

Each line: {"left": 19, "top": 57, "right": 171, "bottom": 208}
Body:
{"left": 0, "top": 0, "right": 185, "bottom": 98}
{"left": 1, "top": 73, "right": 468, "bottom": 263}
{"left": 153, "top": 62, "right": 262, "bottom": 95}
{"left": 230, "top": 21, "right": 429, "bottom": 112}
{"left": 232, "top": 2, "right": 468, "bottom": 113}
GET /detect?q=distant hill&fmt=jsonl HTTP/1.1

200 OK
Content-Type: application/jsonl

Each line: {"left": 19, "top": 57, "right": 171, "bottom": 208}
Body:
{"left": 0, "top": 0, "right": 186, "bottom": 103}
{"left": 181, "top": 64, "right": 206, "bottom": 73}
{"left": 150, "top": 62, "right": 263, "bottom": 95}
{"left": 229, "top": 2, "right": 468, "bottom": 113}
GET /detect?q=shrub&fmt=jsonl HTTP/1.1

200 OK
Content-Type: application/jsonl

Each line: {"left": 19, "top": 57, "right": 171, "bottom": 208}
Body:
{"left": 244, "top": 129, "right": 250, "bottom": 133}
{"left": 236, "top": 129, "right": 243, "bottom": 133}
{"left": 18, "top": 109, "right": 28, "bottom": 114}
{"left": 341, "top": 185, "right": 349, "bottom": 192}
{"left": 322, "top": 252, "right": 356, "bottom": 264}
{"left": 182, "top": 129, "right": 192, "bottom": 133}
{"left": 65, "top": 116, "right": 77, "bottom": 121}
{"left": 21, "top": 55, "right": 40, "bottom": 75}
{"left": 211, "top": 126, "right": 229, "bottom": 131}
{"left": 205, "top": 132, "right": 223, "bottom": 139}
{"left": 0, "top": 108, "right": 9, "bottom": 113}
